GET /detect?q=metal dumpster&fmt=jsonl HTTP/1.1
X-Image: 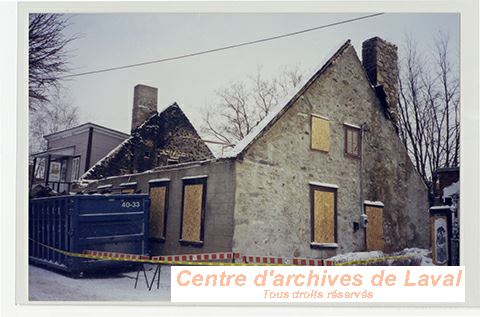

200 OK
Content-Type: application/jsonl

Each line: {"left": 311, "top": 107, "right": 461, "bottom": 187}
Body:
{"left": 29, "top": 194, "right": 150, "bottom": 275}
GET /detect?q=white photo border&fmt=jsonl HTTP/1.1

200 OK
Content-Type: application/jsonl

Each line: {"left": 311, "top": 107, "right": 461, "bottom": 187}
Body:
{"left": 2, "top": 0, "right": 478, "bottom": 315}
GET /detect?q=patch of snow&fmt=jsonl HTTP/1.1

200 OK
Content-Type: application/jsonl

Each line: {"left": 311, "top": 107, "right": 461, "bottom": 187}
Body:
{"left": 181, "top": 175, "right": 208, "bottom": 180}
{"left": 344, "top": 122, "right": 361, "bottom": 129}
{"left": 148, "top": 178, "right": 171, "bottom": 183}
{"left": 119, "top": 182, "right": 137, "bottom": 187}
{"left": 311, "top": 113, "right": 330, "bottom": 121}
{"left": 222, "top": 40, "right": 350, "bottom": 158}
{"left": 364, "top": 200, "right": 384, "bottom": 207}
{"left": 325, "top": 248, "right": 433, "bottom": 266}
{"left": 443, "top": 181, "right": 459, "bottom": 200}
{"left": 309, "top": 181, "right": 339, "bottom": 189}
{"left": 310, "top": 242, "right": 338, "bottom": 248}
{"left": 429, "top": 205, "right": 454, "bottom": 211}
{"left": 96, "top": 184, "right": 112, "bottom": 189}
{"left": 327, "top": 250, "right": 384, "bottom": 263}
{"left": 394, "top": 248, "right": 433, "bottom": 266}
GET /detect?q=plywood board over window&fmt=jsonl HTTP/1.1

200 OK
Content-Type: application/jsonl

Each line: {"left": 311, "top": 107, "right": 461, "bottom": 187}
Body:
{"left": 180, "top": 176, "right": 207, "bottom": 247}
{"left": 148, "top": 180, "right": 169, "bottom": 242}
{"left": 310, "top": 183, "right": 337, "bottom": 248}
{"left": 311, "top": 114, "right": 330, "bottom": 152}
{"left": 364, "top": 202, "right": 384, "bottom": 252}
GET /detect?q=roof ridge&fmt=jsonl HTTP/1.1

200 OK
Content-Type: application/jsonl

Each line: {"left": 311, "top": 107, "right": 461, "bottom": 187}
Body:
{"left": 222, "top": 39, "right": 352, "bottom": 158}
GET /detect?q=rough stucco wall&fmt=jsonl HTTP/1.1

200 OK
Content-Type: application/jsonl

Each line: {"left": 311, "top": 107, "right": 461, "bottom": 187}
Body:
{"left": 84, "top": 159, "right": 236, "bottom": 256}
{"left": 233, "top": 44, "right": 429, "bottom": 258}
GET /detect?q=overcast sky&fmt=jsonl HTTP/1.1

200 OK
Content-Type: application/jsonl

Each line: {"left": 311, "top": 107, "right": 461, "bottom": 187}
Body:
{"left": 59, "top": 13, "right": 459, "bottom": 136}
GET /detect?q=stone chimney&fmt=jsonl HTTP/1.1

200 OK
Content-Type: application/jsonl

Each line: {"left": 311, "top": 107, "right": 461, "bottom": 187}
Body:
{"left": 362, "top": 37, "right": 399, "bottom": 130}
{"left": 131, "top": 84, "right": 158, "bottom": 132}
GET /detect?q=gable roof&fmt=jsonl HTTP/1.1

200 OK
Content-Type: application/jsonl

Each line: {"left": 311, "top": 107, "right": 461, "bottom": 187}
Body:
{"left": 222, "top": 40, "right": 352, "bottom": 158}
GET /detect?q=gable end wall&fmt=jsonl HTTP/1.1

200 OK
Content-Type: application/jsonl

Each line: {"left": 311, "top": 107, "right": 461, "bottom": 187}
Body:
{"left": 232, "top": 45, "right": 429, "bottom": 258}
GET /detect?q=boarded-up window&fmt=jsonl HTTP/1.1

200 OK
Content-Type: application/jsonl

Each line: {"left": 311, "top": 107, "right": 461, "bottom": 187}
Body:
{"left": 311, "top": 115, "right": 330, "bottom": 152}
{"left": 310, "top": 184, "right": 337, "bottom": 246}
{"left": 344, "top": 124, "right": 361, "bottom": 158}
{"left": 148, "top": 180, "right": 169, "bottom": 241}
{"left": 180, "top": 176, "right": 207, "bottom": 246}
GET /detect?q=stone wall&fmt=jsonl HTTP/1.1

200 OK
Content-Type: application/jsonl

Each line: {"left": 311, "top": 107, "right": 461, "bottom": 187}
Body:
{"left": 86, "top": 159, "right": 236, "bottom": 256}
{"left": 362, "top": 37, "right": 399, "bottom": 130}
{"left": 232, "top": 43, "right": 429, "bottom": 258}
{"left": 131, "top": 84, "right": 158, "bottom": 132}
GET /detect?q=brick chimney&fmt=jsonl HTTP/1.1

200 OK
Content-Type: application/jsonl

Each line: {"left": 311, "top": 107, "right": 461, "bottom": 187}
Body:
{"left": 362, "top": 37, "right": 399, "bottom": 130}
{"left": 131, "top": 84, "right": 158, "bottom": 132}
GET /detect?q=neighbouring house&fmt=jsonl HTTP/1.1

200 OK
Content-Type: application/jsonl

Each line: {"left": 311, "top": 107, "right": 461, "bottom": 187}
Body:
{"left": 30, "top": 122, "right": 130, "bottom": 195}
{"left": 80, "top": 37, "right": 430, "bottom": 259}
{"left": 433, "top": 166, "right": 459, "bottom": 206}
{"left": 429, "top": 166, "right": 459, "bottom": 265}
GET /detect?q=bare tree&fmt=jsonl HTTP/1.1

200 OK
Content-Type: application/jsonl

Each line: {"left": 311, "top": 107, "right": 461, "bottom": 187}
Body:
{"left": 29, "top": 88, "right": 79, "bottom": 154}
{"left": 203, "top": 65, "right": 303, "bottom": 145}
{"left": 29, "top": 13, "right": 77, "bottom": 110}
{"left": 397, "top": 33, "right": 459, "bottom": 187}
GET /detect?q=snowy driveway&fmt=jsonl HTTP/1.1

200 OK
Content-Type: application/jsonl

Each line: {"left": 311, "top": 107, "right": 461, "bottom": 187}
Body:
{"left": 29, "top": 264, "right": 171, "bottom": 301}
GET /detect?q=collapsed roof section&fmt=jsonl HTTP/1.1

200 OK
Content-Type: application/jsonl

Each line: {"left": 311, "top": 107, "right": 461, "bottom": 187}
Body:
{"left": 81, "top": 103, "right": 214, "bottom": 180}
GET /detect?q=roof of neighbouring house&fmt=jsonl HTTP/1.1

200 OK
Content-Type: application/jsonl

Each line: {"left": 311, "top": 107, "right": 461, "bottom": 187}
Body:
{"left": 44, "top": 122, "right": 130, "bottom": 141}
{"left": 435, "top": 166, "right": 460, "bottom": 174}
{"left": 221, "top": 39, "right": 352, "bottom": 158}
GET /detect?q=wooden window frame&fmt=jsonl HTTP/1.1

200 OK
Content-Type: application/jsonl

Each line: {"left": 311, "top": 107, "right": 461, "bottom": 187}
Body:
{"left": 310, "top": 114, "right": 330, "bottom": 153}
{"left": 148, "top": 180, "right": 170, "bottom": 243}
{"left": 309, "top": 184, "right": 338, "bottom": 249}
{"left": 70, "top": 156, "right": 81, "bottom": 182}
{"left": 179, "top": 176, "right": 208, "bottom": 247}
{"left": 344, "top": 124, "right": 361, "bottom": 159}
{"left": 60, "top": 158, "right": 68, "bottom": 182}
{"left": 34, "top": 157, "right": 46, "bottom": 180}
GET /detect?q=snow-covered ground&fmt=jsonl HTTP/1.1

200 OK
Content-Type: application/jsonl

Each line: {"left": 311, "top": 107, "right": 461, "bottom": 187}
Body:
{"left": 29, "top": 264, "right": 170, "bottom": 301}
{"left": 326, "top": 248, "right": 433, "bottom": 266}
{"left": 29, "top": 248, "right": 433, "bottom": 301}
{"left": 395, "top": 248, "right": 434, "bottom": 266}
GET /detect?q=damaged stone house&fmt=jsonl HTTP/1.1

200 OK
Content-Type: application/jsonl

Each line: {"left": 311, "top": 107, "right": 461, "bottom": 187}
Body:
{"left": 80, "top": 37, "right": 429, "bottom": 259}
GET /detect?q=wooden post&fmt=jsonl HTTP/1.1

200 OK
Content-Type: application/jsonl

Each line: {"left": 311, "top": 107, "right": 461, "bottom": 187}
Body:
{"left": 84, "top": 127, "right": 94, "bottom": 172}
{"left": 30, "top": 157, "right": 37, "bottom": 191}
{"left": 45, "top": 155, "right": 51, "bottom": 187}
